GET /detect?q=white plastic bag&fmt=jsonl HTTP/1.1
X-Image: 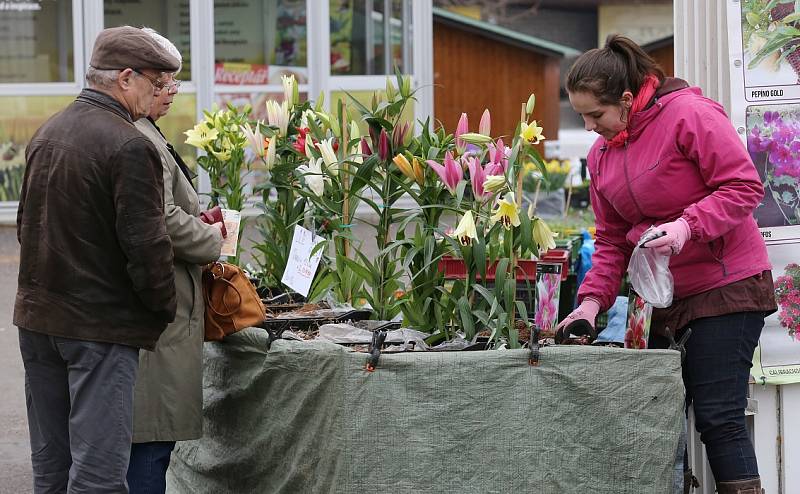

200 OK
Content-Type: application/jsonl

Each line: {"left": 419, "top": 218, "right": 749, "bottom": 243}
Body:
{"left": 627, "top": 229, "right": 674, "bottom": 308}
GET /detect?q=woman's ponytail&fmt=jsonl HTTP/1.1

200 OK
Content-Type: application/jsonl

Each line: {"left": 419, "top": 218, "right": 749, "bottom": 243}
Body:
{"left": 567, "top": 34, "right": 664, "bottom": 105}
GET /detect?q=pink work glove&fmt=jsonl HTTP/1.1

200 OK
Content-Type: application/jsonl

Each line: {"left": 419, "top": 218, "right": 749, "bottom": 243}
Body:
{"left": 641, "top": 218, "right": 691, "bottom": 256}
{"left": 554, "top": 298, "right": 601, "bottom": 341}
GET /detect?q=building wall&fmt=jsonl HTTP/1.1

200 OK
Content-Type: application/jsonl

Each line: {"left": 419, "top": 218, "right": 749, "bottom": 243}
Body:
{"left": 433, "top": 21, "right": 560, "bottom": 144}
{"left": 598, "top": 3, "right": 673, "bottom": 47}
{"left": 649, "top": 44, "right": 674, "bottom": 77}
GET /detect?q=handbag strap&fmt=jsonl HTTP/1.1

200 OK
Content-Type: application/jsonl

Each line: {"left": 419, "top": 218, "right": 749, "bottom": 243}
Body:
{"left": 204, "top": 275, "right": 243, "bottom": 317}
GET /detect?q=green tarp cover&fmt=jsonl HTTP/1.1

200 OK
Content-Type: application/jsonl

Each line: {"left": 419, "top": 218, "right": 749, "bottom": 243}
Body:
{"left": 167, "top": 328, "right": 683, "bottom": 494}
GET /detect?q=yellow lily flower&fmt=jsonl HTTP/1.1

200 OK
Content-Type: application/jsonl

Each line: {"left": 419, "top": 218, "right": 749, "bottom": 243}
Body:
{"left": 211, "top": 147, "right": 231, "bottom": 161}
{"left": 491, "top": 193, "right": 521, "bottom": 229}
{"left": 532, "top": 217, "right": 557, "bottom": 252}
{"left": 520, "top": 120, "right": 545, "bottom": 145}
{"left": 184, "top": 123, "right": 218, "bottom": 150}
{"left": 452, "top": 211, "right": 478, "bottom": 246}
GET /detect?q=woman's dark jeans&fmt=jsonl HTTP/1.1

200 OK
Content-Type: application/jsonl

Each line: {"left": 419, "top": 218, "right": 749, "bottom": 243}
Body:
{"left": 651, "top": 311, "right": 764, "bottom": 482}
{"left": 127, "top": 441, "right": 176, "bottom": 494}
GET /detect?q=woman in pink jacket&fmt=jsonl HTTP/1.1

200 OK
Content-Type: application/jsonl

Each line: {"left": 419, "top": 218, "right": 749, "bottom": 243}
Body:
{"left": 557, "top": 35, "right": 776, "bottom": 494}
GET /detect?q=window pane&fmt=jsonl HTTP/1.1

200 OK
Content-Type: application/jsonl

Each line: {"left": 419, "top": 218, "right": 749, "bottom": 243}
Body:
{"left": 0, "top": 0, "right": 74, "bottom": 83}
{"left": 214, "top": 0, "right": 308, "bottom": 85}
{"left": 0, "top": 94, "right": 75, "bottom": 201}
{"left": 104, "top": 0, "right": 191, "bottom": 81}
{"left": 154, "top": 92, "right": 197, "bottom": 170}
{"left": 330, "top": 0, "right": 411, "bottom": 75}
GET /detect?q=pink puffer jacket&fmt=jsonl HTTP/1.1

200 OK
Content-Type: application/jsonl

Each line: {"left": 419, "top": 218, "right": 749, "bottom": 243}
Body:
{"left": 577, "top": 84, "right": 771, "bottom": 311}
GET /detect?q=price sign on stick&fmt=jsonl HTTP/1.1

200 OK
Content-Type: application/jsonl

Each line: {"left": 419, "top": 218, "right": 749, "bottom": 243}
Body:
{"left": 281, "top": 225, "right": 324, "bottom": 297}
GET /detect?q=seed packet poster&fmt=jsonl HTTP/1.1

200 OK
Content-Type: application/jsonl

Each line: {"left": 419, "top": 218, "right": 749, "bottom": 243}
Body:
{"left": 728, "top": 0, "right": 800, "bottom": 383}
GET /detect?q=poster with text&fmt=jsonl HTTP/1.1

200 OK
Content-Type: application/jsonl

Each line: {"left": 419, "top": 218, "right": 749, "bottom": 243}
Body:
{"left": 728, "top": 0, "right": 800, "bottom": 383}
{"left": 739, "top": 0, "right": 800, "bottom": 101}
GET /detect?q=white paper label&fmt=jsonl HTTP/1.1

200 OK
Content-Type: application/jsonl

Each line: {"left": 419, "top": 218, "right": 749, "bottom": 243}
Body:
{"left": 281, "top": 225, "right": 324, "bottom": 297}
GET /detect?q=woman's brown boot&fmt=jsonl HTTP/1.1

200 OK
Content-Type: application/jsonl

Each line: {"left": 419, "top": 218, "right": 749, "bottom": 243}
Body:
{"left": 716, "top": 477, "right": 763, "bottom": 494}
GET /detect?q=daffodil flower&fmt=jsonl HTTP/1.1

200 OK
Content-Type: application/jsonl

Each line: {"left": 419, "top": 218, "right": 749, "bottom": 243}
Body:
{"left": 426, "top": 151, "right": 462, "bottom": 194}
{"left": 265, "top": 100, "right": 289, "bottom": 137}
{"left": 452, "top": 211, "right": 478, "bottom": 246}
{"left": 520, "top": 120, "right": 545, "bottom": 145}
{"left": 491, "top": 192, "right": 521, "bottom": 229}
{"left": 184, "top": 123, "right": 218, "bottom": 150}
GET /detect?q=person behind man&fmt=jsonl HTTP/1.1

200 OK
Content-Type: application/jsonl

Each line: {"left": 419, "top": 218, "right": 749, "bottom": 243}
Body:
{"left": 126, "top": 28, "right": 225, "bottom": 493}
{"left": 14, "top": 26, "right": 179, "bottom": 493}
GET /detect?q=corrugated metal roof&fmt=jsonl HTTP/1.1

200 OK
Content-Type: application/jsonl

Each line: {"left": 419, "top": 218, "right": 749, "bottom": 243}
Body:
{"left": 433, "top": 7, "right": 581, "bottom": 58}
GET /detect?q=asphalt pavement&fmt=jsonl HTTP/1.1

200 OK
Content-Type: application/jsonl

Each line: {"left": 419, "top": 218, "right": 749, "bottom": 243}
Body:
{"left": 0, "top": 226, "right": 31, "bottom": 493}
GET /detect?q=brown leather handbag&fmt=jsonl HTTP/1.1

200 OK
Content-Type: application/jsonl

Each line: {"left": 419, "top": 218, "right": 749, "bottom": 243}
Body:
{"left": 202, "top": 262, "right": 266, "bottom": 341}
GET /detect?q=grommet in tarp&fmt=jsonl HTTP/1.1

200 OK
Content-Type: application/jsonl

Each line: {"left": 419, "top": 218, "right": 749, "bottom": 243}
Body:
{"left": 528, "top": 326, "right": 541, "bottom": 366}
{"left": 364, "top": 329, "right": 387, "bottom": 372}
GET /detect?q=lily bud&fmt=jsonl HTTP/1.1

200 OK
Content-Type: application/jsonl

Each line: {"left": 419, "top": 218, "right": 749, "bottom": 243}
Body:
{"left": 401, "top": 75, "right": 412, "bottom": 98}
{"left": 392, "top": 154, "right": 414, "bottom": 181}
{"left": 379, "top": 128, "right": 390, "bottom": 161}
{"left": 385, "top": 78, "right": 397, "bottom": 101}
{"left": 360, "top": 137, "right": 373, "bottom": 156}
{"left": 478, "top": 109, "right": 491, "bottom": 136}
{"left": 412, "top": 157, "right": 425, "bottom": 186}
{"left": 459, "top": 132, "right": 493, "bottom": 145}
{"left": 392, "top": 122, "right": 409, "bottom": 150}
{"left": 483, "top": 175, "right": 507, "bottom": 193}
{"left": 526, "top": 93, "right": 536, "bottom": 115}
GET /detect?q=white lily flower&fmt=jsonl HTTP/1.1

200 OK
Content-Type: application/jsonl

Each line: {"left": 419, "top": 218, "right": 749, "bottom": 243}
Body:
{"left": 298, "top": 158, "right": 327, "bottom": 196}
{"left": 318, "top": 137, "right": 338, "bottom": 176}
{"left": 281, "top": 74, "right": 296, "bottom": 110}
{"left": 265, "top": 100, "right": 289, "bottom": 137}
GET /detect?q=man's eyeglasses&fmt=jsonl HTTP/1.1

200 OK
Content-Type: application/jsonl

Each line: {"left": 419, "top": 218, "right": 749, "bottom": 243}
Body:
{"left": 132, "top": 69, "right": 167, "bottom": 91}
{"left": 164, "top": 80, "right": 182, "bottom": 91}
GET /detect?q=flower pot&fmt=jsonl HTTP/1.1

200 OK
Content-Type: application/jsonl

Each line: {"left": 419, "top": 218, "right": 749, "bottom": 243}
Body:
{"left": 785, "top": 39, "right": 800, "bottom": 82}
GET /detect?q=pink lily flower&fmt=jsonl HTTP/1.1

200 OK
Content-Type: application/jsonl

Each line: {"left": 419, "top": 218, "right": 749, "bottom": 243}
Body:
{"left": 427, "top": 151, "right": 462, "bottom": 193}
{"left": 466, "top": 156, "right": 489, "bottom": 201}
{"left": 485, "top": 138, "right": 509, "bottom": 176}
{"left": 479, "top": 109, "right": 491, "bottom": 136}
{"left": 455, "top": 112, "right": 468, "bottom": 154}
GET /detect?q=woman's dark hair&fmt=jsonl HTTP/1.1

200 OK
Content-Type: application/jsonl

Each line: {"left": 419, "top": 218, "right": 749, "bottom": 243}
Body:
{"left": 566, "top": 34, "right": 665, "bottom": 105}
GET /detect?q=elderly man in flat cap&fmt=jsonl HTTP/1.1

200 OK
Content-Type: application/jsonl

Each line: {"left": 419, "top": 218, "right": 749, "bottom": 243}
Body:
{"left": 15, "top": 26, "right": 179, "bottom": 493}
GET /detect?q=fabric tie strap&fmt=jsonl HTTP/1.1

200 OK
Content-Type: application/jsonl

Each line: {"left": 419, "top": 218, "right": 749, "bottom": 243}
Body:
{"left": 607, "top": 74, "right": 660, "bottom": 148}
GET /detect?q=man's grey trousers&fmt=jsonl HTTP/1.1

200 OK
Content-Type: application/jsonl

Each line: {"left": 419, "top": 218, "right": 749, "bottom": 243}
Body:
{"left": 18, "top": 328, "right": 139, "bottom": 493}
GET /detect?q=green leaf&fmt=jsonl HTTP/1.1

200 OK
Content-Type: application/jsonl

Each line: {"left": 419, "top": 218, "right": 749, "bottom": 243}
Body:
{"left": 341, "top": 257, "right": 375, "bottom": 285}
{"left": 458, "top": 297, "right": 475, "bottom": 340}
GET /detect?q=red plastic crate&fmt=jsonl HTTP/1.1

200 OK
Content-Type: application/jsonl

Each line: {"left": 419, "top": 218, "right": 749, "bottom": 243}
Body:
{"left": 438, "top": 257, "right": 537, "bottom": 281}
{"left": 540, "top": 248, "right": 570, "bottom": 281}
